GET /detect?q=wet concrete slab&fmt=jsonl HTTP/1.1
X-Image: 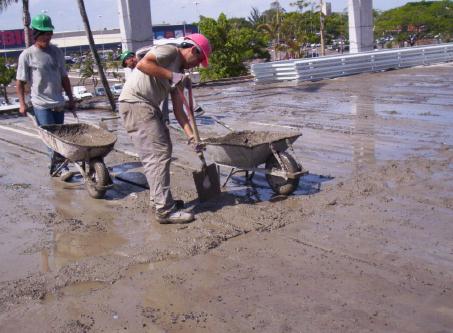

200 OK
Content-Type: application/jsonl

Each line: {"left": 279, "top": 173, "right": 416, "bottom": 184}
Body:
{"left": 1, "top": 62, "right": 453, "bottom": 332}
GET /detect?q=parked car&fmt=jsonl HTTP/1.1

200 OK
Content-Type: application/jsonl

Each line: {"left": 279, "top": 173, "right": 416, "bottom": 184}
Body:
{"left": 94, "top": 86, "right": 106, "bottom": 96}
{"left": 111, "top": 83, "right": 123, "bottom": 96}
{"left": 72, "top": 86, "right": 93, "bottom": 100}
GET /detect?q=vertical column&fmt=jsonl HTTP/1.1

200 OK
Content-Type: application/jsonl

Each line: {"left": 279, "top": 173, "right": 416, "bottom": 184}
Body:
{"left": 117, "top": 0, "right": 153, "bottom": 52}
{"left": 348, "top": 0, "right": 374, "bottom": 53}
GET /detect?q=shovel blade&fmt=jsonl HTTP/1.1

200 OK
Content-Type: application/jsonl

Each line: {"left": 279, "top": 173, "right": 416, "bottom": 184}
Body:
{"left": 193, "top": 163, "right": 221, "bottom": 202}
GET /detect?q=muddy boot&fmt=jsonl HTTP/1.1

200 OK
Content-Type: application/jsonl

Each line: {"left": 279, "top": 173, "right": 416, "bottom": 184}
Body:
{"left": 150, "top": 200, "right": 185, "bottom": 213}
{"left": 156, "top": 209, "right": 195, "bottom": 224}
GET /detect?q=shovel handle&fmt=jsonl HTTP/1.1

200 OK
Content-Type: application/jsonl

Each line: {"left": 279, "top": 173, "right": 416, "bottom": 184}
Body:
{"left": 177, "top": 79, "right": 207, "bottom": 169}
{"left": 186, "top": 80, "right": 201, "bottom": 144}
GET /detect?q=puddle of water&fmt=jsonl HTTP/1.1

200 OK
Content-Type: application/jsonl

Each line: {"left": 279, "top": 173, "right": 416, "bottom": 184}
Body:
{"left": 44, "top": 231, "right": 126, "bottom": 271}
{"left": 44, "top": 280, "right": 106, "bottom": 303}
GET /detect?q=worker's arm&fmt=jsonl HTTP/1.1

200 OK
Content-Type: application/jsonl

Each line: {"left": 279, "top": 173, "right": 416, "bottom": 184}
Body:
{"left": 16, "top": 80, "right": 28, "bottom": 115}
{"left": 61, "top": 76, "right": 75, "bottom": 110}
{"left": 170, "top": 86, "right": 193, "bottom": 140}
{"left": 136, "top": 52, "right": 172, "bottom": 80}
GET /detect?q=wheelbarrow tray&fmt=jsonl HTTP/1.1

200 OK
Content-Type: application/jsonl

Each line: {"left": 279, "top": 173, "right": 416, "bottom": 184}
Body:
{"left": 38, "top": 123, "right": 117, "bottom": 161}
{"left": 203, "top": 130, "right": 301, "bottom": 169}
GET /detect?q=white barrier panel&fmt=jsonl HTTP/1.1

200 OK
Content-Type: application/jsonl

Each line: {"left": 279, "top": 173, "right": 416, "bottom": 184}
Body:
{"left": 251, "top": 43, "right": 453, "bottom": 83}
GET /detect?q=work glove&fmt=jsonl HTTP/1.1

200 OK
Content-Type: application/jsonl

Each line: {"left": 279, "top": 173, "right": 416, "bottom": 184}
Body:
{"left": 171, "top": 72, "right": 188, "bottom": 88}
{"left": 188, "top": 136, "right": 206, "bottom": 153}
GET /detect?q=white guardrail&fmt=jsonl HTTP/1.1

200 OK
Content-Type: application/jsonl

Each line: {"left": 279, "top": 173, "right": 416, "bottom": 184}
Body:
{"left": 251, "top": 43, "right": 453, "bottom": 83}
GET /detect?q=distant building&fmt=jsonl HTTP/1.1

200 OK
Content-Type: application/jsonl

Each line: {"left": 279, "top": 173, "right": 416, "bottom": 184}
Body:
{"left": 0, "top": 24, "right": 198, "bottom": 59}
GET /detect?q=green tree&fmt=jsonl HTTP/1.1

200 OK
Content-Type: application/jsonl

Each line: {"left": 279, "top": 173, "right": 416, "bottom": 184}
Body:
{"left": 290, "top": 0, "right": 311, "bottom": 13}
{"left": 0, "top": 58, "right": 16, "bottom": 104}
{"left": 279, "top": 12, "right": 308, "bottom": 58}
{"left": 375, "top": 1, "right": 453, "bottom": 43}
{"left": 247, "top": 7, "right": 265, "bottom": 28}
{"left": 76, "top": 0, "right": 115, "bottom": 111}
{"left": 79, "top": 54, "right": 97, "bottom": 87}
{"left": 199, "top": 13, "right": 269, "bottom": 80}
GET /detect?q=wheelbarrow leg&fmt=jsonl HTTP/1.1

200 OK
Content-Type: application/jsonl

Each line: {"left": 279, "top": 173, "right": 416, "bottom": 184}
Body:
{"left": 222, "top": 167, "right": 236, "bottom": 187}
{"left": 245, "top": 171, "right": 255, "bottom": 184}
{"left": 50, "top": 158, "right": 70, "bottom": 177}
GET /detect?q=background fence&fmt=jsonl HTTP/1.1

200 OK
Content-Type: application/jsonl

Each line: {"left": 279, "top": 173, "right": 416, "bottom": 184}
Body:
{"left": 251, "top": 43, "right": 453, "bottom": 83}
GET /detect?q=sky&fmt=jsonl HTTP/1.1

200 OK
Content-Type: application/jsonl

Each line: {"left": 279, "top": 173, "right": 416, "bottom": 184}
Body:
{"left": 0, "top": 0, "right": 423, "bottom": 32}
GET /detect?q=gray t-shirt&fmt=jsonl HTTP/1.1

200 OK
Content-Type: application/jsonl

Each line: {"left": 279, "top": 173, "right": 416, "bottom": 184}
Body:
{"left": 119, "top": 45, "right": 182, "bottom": 108}
{"left": 16, "top": 44, "right": 67, "bottom": 108}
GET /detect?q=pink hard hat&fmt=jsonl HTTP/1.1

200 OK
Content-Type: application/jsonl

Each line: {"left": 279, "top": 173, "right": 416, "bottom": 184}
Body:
{"left": 185, "top": 33, "right": 212, "bottom": 68}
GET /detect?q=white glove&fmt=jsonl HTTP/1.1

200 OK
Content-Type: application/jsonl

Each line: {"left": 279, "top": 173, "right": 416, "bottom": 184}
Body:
{"left": 171, "top": 72, "right": 187, "bottom": 87}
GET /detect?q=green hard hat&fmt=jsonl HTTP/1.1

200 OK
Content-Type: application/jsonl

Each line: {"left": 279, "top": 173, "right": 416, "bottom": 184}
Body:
{"left": 120, "top": 50, "right": 135, "bottom": 65}
{"left": 31, "top": 14, "right": 55, "bottom": 32}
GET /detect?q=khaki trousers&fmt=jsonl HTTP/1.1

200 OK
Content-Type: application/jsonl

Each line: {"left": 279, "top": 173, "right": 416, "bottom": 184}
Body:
{"left": 119, "top": 102, "right": 174, "bottom": 216}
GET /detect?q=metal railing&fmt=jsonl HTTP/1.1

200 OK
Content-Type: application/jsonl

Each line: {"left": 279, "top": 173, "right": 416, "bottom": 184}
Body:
{"left": 251, "top": 43, "right": 453, "bottom": 83}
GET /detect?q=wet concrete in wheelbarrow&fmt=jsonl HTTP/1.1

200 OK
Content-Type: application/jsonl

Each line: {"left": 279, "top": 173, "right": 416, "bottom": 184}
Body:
{"left": 0, "top": 63, "right": 453, "bottom": 332}
{"left": 203, "top": 130, "right": 300, "bottom": 147}
{"left": 42, "top": 123, "right": 117, "bottom": 147}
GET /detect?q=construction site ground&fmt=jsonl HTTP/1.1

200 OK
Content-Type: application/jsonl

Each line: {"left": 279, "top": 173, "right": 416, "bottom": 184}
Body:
{"left": 0, "top": 63, "right": 452, "bottom": 332}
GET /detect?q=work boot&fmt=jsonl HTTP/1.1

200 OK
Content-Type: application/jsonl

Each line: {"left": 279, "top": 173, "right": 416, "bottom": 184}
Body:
{"left": 156, "top": 209, "right": 195, "bottom": 224}
{"left": 150, "top": 200, "right": 185, "bottom": 213}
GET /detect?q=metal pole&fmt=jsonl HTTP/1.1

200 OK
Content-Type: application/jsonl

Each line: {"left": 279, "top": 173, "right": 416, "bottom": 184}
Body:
{"left": 276, "top": 4, "right": 280, "bottom": 61}
{"left": 1, "top": 31, "right": 6, "bottom": 60}
{"left": 320, "top": 0, "right": 326, "bottom": 56}
{"left": 63, "top": 32, "right": 66, "bottom": 57}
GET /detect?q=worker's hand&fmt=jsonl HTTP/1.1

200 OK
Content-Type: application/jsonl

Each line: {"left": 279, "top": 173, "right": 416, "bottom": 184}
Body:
{"left": 188, "top": 136, "right": 206, "bottom": 153}
{"left": 19, "top": 103, "right": 27, "bottom": 116}
{"left": 66, "top": 98, "right": 76, "bottom": 111}
{"left": 171, "top": 72, "right": 188, "bottom": 88}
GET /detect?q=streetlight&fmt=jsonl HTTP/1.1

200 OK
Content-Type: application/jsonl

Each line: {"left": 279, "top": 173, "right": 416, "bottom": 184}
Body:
{"left": 193, "top": 2, "right": 200, "bottom": 21}
{"left": 98, "top": 15, "right": 104, "bottom": 58}
{"left": 181, "top": 6, "right": 187, "bottom": 36}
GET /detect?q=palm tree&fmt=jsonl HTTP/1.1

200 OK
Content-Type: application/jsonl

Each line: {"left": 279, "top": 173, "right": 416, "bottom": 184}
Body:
{"left": 76, "top": 0, "right": 116, "bottom": 112}
{"left": 0, "top": 0, "right": 17, "bottom": 12}
{"left": 258, "top": 13, "right": 282, "bottom": 61}
{"left": 21, "top": 0, "right": 30, "bottom": 47}
{"left": 0, "top": 0, "right": 31, "bottom": 47}
{"left": 248, "top": 7, "right": 265, "bottom": 28}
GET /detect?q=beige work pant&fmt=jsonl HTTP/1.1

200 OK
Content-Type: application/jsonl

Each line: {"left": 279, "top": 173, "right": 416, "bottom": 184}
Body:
{"left": 119, "top": 102, "right": 175, "bottom": 216}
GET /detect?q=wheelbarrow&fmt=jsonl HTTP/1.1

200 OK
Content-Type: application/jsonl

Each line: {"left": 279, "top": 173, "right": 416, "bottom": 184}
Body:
{"left": 28, "top": 113, "right": 117, "bottom": 199}
{"left": 203, "top": 130, "right": 308, "bottom": 195}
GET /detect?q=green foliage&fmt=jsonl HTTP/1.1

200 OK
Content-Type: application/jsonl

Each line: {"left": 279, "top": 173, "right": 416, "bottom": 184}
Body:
{"left": 375, "top": 1, "right": 453, "bottom": 41}
{"left": 199, "top": 13, "right": 269, "bottom": 80}
{"left": 325, "top": 12, "right": 348, "bottom": 41}
{"left": 0, "top": 58, "right": 16, "bottom": 103}
{"left": 79, "top": 54, "right": 98, "bottom": 87}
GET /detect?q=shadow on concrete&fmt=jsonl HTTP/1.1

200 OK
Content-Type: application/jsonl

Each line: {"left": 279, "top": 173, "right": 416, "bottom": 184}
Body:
{"left": 187, "top": 172, "right": 334, "bottom": 214}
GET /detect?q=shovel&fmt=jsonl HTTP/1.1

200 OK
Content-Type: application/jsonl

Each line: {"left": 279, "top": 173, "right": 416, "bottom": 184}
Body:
{"left": 181, "top": 79, "right": 221, "bottom": 202}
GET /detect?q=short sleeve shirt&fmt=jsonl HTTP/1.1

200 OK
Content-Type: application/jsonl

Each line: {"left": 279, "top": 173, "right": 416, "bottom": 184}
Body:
{"left": 16, "top": 44, "right": 67, "bottom": 109}
{"left": 119, "top": 45, "right": 182, "bottom": 108}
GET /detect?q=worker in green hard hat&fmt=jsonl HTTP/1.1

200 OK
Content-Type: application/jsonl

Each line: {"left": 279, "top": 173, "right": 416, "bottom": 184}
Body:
{"left": 16, "top": 13, "right": 75, "bottom": 180}
{"left": 119, "top": 50, "right": 138, "bottom": 69}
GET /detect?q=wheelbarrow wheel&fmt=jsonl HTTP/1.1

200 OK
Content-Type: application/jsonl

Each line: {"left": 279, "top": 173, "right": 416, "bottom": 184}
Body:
{"left": 265, "top": 152, "right": 301, "bottom": 195}
{"left": 86, "top": 158, "right": 109, "bottom": 199}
